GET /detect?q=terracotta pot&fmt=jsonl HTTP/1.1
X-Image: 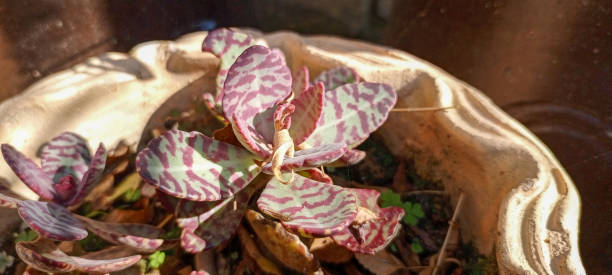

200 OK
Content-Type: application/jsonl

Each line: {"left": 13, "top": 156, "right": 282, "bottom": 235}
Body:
{"left": 0, "top": 30, "right": 585, "bottom": 274}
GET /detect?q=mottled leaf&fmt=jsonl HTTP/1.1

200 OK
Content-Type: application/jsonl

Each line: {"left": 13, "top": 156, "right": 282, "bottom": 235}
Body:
{"left": 137, "top": 130, "right": 261, "bottom": 201}
{"left": 1, "top": 144, "right": 55, "bottom": 201}
{"left": 262, "top": 143, "right": 347, "bottom": 174}
{"left": 297, "top": 168, "right": 333, "bottom": 184}
{"left": 40, "top": 132, "right": 91, "bottom": 184}
{"left": 332, "top": 189, "right": 404, "bottom": 254}
{"left": 257, "top": 174, "right": 357, "bottom": 236}
{"left": 245, "top": 210, "right": 319, "bottom": 273}
{"left": 292, "top": 66, "right": 310, "bottom": 97}
{"left": 17, "top": 200, "right": 87, "bottom": 241}
{"left": 224, "top": 45, "right": 292, "bottom": 157}
{"left": 290, "top": 82, "right": 324, "bottom": 145}
{"left": 15, "top": 239, "right": 140, "bottom": 273}
{"left": 202, "top": 28, "right": 256, "bottom": 108}
{"left": 76, "top": 215, "right": 164, "bottom": 252}
{"left": 329, "top": 149, "right": 367, "bottom": 167}
{"left": 313, "top": 67, "right": 360, "bottom": 90}
{"left": 202, "top": 93, "right": 227, "bottom": 122}
{"left": 0, "top": 192, "right": 20, "bottom": 208}
{"left": 305, "top": 83, "right": 396, "bottom": 148}
{"left": 175, "top": 198, "right": 229, "bottom": 230}
{"left": 180, "top": 190, "right": 251, "bottom": 253}
{"left": 64, "top": 144, "right": 107, "bottom": 206}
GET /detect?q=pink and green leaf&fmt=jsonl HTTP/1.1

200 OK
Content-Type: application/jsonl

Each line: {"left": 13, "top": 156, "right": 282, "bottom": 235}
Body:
{"left": 224, "top": 45, "right": 292, "bottom": 157}
{"left": 257, "top": 174, "right": 358, "bottom": 237}
{"left": 313, "top": 67, "right": 360, "bottom": 91}
{"left": 292, "top": 66, "right": 310, "bottom": 97}
{"left": 202, "top": 28, "right": 257, "bottom": 109}
{"left": 1, "top": 144, "right": 56, "bottom": 201}
{"left": 331, "top": 189, "right": 404, "bottom": 254}
{"left": 136, "top": 130, "right": 261, "bottom": 201}
{"left": 16, "top": 200, "right": 87, "bottom": 241}
{"left": 290, "top": 82, "right": 325, "bottom": 145}
{"left": 64, "top": 144, "right": 107, "bottom": 206}
{"left": 180, "top": 191, "right": 251, "bottom": 253}
{"left": 40, "top": 132, "right": 91, "bottom": 184}
{"left": 15, "top": 239, "right": 140, "bottom": 273}
{"left": 262, "top": 143, "right": 347, "bottom": 174}
{"left": 304, "top": 83, "right": 397, "bottom": 149}
{"left": 0, "top": 192, "right": 20, "bottom": 208}
{"left": 76, "top": 216, "right": 164, "bottom": 252}
{"left": 297, "top": 168, "right": 333, "bottom": 184}
{"left": 328, "top": 149, "right": 367, "bottom": 167}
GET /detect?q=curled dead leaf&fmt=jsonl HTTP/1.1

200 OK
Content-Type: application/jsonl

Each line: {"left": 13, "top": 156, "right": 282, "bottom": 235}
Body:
{"left": 355, "top": 250, "right": 406, "bottom": 275}
{"left": 104, "top": 197, "right": 154, "bottom": 224}
{"left": 245, "top": 210, "right": 319, "bottom": 273}
{"left": 236, "top": 226, "right": 283, "bottom": 275}
{"left": 309, "top": 237, "right": 353, "bottom": 264}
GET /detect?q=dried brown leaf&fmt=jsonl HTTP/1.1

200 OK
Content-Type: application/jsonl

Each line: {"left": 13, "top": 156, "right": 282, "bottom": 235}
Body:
{"left": 236, "top": 226, "right": 283, "bottom": 275}
{"left": 245, "top": 210, "right": 319, "bottom": 273}
{"left": 309, "top": 237, "right": 353, "bottom": 264}
{"left": 195, "top": 250, "right": 217, "bottom": 275}
{"left": 355, "top": 250, "right": 406, "bottom": 275}
{"left": 391, "top": 161, "right": 412, "bottom": 193}
{"left": 212, "top": 124, "right": 242, "bottom": 147}
{"left": 104, "top": 197, "right": 154, "bottom": 224}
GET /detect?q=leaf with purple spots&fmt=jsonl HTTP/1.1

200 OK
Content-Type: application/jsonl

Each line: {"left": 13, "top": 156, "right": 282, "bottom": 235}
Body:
{"left": 224, "top": 45, "right": 292, "bottom": 157}
{"left": 16, "top": 200, "right": 87, "bottom": 241}
{"left": 257, "top": 174, "right": 358, "bottom": 237}
{"left": 292, "top": 66, "right": 310, "bottom": 97}
{"left": 331, "top": 189, "right": 404, "bottom": 254}
{"left": 262, "top": 143, "right": 346, "bottom": 174}
{"left": 314, "top": 67, "right": 360, "bottom": 91}
{"left": 63, "top": 144, "right": 107, "bottom": 206}
{"left": 40, "top": 132, "right": 91, "bottom": 184}
{"left": 15, "top": 239, "right": 140, "bottom": 273}
{"left": 290, "top": 82, "right": 324, "bottom": 145}
{"left": 304, "top": 83, "right": 397, "bottom": 149}
{"left": 0, "top": 192, "right": 20, "bottom": 208}
{"left": 1, "top": 144, "right": 56, "bottom": 201}
{"left": 202, "top": 28, "right": 257, "bottom": 111}
{"left": 136, "top": 130, "right": 261, "bottom": 201}
{"left": 180, "top": 190, "right": 251, "bottom": 253}
{"left": 76, "top": 216, "right": 164, "bottom": 252}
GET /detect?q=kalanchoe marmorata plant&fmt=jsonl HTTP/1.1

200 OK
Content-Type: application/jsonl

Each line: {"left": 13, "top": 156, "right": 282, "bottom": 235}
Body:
{"left": 136, "top": 28, "right": 405, "bottom": 256}
{"left": 0, "top": 132, "right": 167, "bottom": 273}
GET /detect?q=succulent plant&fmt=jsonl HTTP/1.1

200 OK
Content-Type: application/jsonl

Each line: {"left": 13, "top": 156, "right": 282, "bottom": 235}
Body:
{"left": 0, "top": 133, "right": 167, "bottom": 273}
{"left": 136, "top": 28, "right": 404, "bottom": 255}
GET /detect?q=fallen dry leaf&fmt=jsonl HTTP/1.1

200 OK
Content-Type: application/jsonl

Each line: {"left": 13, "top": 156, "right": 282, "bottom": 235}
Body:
{"left": 236, "top": 226, "right": 283, "bottom": 275}
{"left": 309, "top": 237, "right": 353, "bottom": 264}
{"left": 355, "top": 250, "right": 406, "bottom": 275}
{"left": 212, "top": 124, "right": 242, "bottom": 147}
{"left": 104, "top": 197, "right": 154, "bottom": 224}
{"left": 245, "top": 210, "right": 319, "bottom": 273}
{"left": 391, "top": 161, "right": 412, "bottom": 193}
{"left": 195, "top": 250, "right": 218, "bottom": 275}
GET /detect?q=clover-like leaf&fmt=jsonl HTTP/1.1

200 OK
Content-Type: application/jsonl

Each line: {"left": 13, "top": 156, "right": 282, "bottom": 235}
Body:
{"left": 305, "top": 83, "right": 397, "bottom": 149}
{"left": 15, "top": 239, "right": 140, "bottom": 273}
{"left": 292, "top": 66, "right": 310, "bottom": 97}
{"left": 16, "top": 200, "right": 87, "bottom": 241}
{"left": 224, "top": 45, "right": 292, "bottom": 157}
{"left": 257, "top": 174, "right": 358, "bottom": 236}
{"left": 76, "top": 216, "right": 164, "bottom": 252}
{"left": 313, "top": 67, "right": 360, "bottom": 90}
{"left": 290, "top": 82, "right": 324, "bottom": 145}
{"left": 331, "top": 189, "right": 404, "bottom": 254}
{"left": 40, "top": 132, "right": 91, "bottom": 184}
{"left": 1, "top": 144, "right": 56, "bottom": 201}
{"left": 262, "top": 143, "right": 347, "bottom": 174}
{"left": 137, "top": 130, "right": 261, "bottom": 201}
{"left": 202, "top": 28, "right": 257, "bottom": 109}
{"left": 245, "top": 210, "right": 319, "bottom": 273}
{"left": 180, "top": 190, "right": 252, "bottom": 253}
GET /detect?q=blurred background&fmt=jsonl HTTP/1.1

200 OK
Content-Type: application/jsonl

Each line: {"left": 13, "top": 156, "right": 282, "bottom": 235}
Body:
{"left": 0, "top": 0, "right": 609, "bottom": 273}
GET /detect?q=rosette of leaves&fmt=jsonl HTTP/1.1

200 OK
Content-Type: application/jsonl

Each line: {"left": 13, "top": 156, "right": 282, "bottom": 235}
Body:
{"left": 136, "top": 28, "right": 404, "bottom": 256}
{"left": 0, "top": 133, "right": 166, "bottom": 273}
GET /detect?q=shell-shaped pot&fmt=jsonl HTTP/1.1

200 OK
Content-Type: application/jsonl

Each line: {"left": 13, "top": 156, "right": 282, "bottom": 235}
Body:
{"left": 0, "top": 30, "right": 585, "bottom": 274}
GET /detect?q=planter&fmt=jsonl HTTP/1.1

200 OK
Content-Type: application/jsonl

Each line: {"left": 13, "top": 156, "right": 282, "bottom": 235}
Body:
{"left": 0, "top": 30, "right": 585, "bottom": 274}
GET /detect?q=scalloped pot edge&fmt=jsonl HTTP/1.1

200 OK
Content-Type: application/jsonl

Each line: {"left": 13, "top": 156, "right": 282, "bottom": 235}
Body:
{"left": 0, "top": 30, "right": 585, "bottom": 275}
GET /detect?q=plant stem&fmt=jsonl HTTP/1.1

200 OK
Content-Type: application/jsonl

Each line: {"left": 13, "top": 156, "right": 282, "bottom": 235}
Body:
{"left": 432, "top": 192, "right": 465, "bottom": 275}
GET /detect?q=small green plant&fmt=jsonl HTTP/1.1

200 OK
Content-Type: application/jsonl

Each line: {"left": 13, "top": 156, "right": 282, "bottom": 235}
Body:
{"left": 15, "top": 229, "right": 38, "bottom": 242}
{"left": 380, "top": 190, "right": 425, "bottom": 226}
{"left": 147, "top": 251, "right": 166, "bottom": 270}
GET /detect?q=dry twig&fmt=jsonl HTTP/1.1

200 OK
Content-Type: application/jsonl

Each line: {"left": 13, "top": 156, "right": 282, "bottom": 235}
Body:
{"left": 432, "top": 193, "right": 465, "bottom": 275}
